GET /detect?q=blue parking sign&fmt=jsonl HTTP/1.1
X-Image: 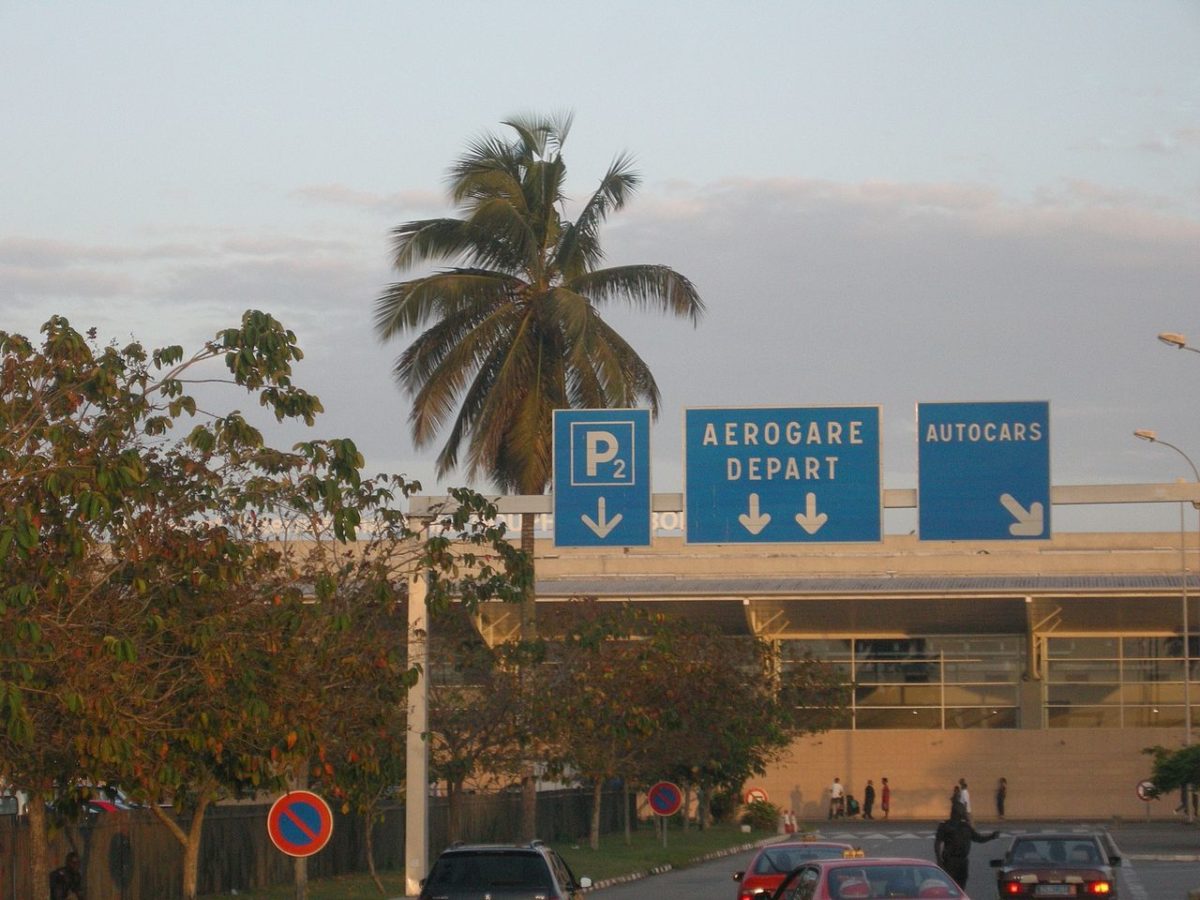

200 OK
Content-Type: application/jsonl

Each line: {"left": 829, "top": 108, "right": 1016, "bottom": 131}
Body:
{"left": 553, "top": 409, "right": 651, "bottom": 547}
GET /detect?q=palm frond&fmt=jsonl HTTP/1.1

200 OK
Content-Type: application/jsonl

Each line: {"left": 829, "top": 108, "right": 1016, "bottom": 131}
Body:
{"left": 376, "top": 115, "right": 704, "bottom": 491}
{"left": 373, "top": 270, "right": 517, "bottom": 340}
{"left": 569, "top": 265, "right": 705, "bottom": 324}
{"left": 556, "top": 154, "right": 640, "bottom": 276}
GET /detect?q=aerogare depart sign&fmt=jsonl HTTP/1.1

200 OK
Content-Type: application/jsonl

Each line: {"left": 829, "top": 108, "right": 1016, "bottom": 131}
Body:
{"left": 553, "top": 408, "right": 652, "bottom": 547}
{"left": 684, "top": 406, "right": 882, "bottom": 544}
{"left": 917, "top": 400, "right": 1051, "bottom": 541}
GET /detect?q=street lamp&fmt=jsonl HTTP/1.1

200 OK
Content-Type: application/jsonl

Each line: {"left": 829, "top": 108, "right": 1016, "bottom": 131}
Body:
{"left": 1158, "top": 332, "right": 1200, "bottom": 355}
{"left": 1134, "top": 429, "right": 1199, "bottom": 756}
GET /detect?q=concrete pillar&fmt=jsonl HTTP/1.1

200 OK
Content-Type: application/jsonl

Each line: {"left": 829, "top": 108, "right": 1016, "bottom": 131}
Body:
{"left": 404, "top": 557, "right": 429, "bottom": 896}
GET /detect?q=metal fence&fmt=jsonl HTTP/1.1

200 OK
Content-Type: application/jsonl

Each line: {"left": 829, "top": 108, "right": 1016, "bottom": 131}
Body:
{"left": 0, "top": 787, "right": 625, "bottom": 899}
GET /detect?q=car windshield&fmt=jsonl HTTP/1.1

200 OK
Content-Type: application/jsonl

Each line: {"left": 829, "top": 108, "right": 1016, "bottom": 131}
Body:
{"left": 756, "top": 846, "right": 847, "bottom": 873}
{"left": 426, "top": 851, "right": 550, "bottom": 890}
{"left": 1010, "top": 838, "right": 1103, "bottom": 866}
{"left": 820, "top": 864, "right": 962, "bottom": 899}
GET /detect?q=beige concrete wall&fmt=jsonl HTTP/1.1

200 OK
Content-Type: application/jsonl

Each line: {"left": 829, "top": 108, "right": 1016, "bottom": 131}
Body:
{"left": 536, "top": 531, "right": 1195, "bottom": 579}
{"left": 753, "top": 727, "right": 1182, "bottom": 824}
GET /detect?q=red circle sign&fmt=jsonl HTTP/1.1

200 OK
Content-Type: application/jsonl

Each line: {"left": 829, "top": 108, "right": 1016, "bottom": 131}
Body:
{"left": 1136, "top": 780, "right": 1157, "bottom": 802}
{"left": 267, "top": 790, "right": 334, "bottom": 857}
{"left": 744, "top": 787, "right": 769, "bottom": 804}
{"left": 648, "top": 781, "right": 683, "bottom": 816}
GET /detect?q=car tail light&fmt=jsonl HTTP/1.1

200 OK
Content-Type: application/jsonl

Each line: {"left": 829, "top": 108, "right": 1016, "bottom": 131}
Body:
{"left": 1000, "top": 882, "right": 1024, "bottom": 896}
{"left": 1083, "top": 881, "right": 1113, "bottom": 895}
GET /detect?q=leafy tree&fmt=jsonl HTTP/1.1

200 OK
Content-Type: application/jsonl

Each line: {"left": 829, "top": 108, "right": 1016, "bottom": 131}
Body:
{"left": 0, "top": 314, "right": 531, "bottom": 900}
{"left": 1144, "top": 743, "right": 1200, "bottom": 797}
{"left": 648, "top": 626, "right": 845, "bottom": 828}
{"left": 425, "top": 613, "right": 527, "bottom": 841}
{"left": 0, "top": 312, "right": 322, "bottom": 899}
{"left": 534, "top": 604, "right": 662, "bottom": 848}
{"left": 374, "top": 112, "right": 703, "bottom": 835}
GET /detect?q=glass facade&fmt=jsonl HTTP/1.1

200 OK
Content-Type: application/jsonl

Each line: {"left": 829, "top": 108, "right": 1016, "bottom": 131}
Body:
{"left": 1044, "top": 635, "right": 1200, "bottom": 728}
{"left": 785, "top": 636, "right": 1023, "bottom": 730}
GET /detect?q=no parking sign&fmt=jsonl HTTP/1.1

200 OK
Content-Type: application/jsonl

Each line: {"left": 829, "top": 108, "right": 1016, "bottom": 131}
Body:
{"left": 267, "top": 790, "right": 334, "bottom": 858}
{"left": 648, "top": 781, "right": 683, "bottom": 817}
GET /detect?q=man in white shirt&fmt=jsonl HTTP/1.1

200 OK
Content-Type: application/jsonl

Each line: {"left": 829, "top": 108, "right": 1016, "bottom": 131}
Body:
{"left": 829, "top": 777, "right": 845, "bottom": 819}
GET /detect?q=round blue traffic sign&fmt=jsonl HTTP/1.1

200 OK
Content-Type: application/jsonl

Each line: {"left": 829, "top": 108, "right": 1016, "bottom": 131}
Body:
{"left": 648, "top": 781, "right": 683, "bottom": 817}
{"left": 267, "top": 790, "right": 334, "bottom": 857}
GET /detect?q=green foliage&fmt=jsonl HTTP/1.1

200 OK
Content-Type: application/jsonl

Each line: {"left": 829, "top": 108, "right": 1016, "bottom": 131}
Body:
{"left": 709, "top": 787, "right": 739, "bottom": 823}
{"left": 1144, "top": 744, "right": 1200, "bottom": 794}
{"left": 740, "top": 798, "right": 782, "bottom": 831}
{"left": 0, "top": 312, "right": 533, "bottom": 899}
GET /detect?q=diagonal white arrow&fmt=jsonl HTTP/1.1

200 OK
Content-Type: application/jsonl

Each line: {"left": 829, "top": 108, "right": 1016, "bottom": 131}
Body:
{"left": 581, "top": 497, "right": 623, "bottom": 538}
{"left": 795, "top": 492, "right": 829, "bottom": 535}
{"left": 738, "top": 493, "right": 771, "bottom": 535}
{"left": 1000, "top": 493, "right": 1045, "bottom": 536}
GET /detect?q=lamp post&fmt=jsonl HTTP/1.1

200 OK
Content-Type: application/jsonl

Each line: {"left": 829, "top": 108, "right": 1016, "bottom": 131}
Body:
{"left": 1158, "top": 332, "right": 1200, "bottom": 356}
{"left": 1134, "top": 429, "right": 1199, "bottom": 754}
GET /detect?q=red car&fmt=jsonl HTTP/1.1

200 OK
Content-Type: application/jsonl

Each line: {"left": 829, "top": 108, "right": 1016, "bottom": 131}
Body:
{"left": 767, "top": 857, "right": 968, "bottom": 899}
{"left": 734, "top": 840, "right": 861, "bottom": 900}
{"left": 989, "top": 832, "right": 1120, "bottom": 898}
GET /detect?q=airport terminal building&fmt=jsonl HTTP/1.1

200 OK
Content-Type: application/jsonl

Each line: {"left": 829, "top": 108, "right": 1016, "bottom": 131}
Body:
{"left": 458, "top": 490, "right": 1200, "bottom": 822}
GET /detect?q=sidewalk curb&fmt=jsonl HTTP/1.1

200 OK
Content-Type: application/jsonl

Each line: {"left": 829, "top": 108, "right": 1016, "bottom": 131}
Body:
{"left": 1128, "top": 853, "right": 1200, "bottom": 862}
{"left": 585, "top": 833, "right": 784, "bottom": 892}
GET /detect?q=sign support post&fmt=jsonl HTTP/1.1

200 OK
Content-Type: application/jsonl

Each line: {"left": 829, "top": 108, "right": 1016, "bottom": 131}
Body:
{"left": 405, "top": 519, "right": 430, "bottom": 897}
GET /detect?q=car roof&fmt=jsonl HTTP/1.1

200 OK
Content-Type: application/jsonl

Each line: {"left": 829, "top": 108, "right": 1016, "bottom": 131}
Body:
{"left": 814, "top": 857, "right": 936, "bottom": 868}
{"left": 759, "top": 840, "right": 854, "bottom": 851}
{"left": 438, "top": 842, "right": 550, "bottom": 854}
{"left": 1008, "top": 832, "right": 1105, "bottom": 843}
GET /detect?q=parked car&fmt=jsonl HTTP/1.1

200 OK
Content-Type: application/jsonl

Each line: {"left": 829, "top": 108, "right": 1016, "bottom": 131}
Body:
{"left": 734, "top": 839, "right": 863, "bottom": 899}
{"left": 768, "top": 857, "right": 968, "bottom": 899}
{"left": 418, "top": 840, "right": 591, "bottom": 900}
{"left": 989, "top": 832, "right": 1120, "bottom": 898}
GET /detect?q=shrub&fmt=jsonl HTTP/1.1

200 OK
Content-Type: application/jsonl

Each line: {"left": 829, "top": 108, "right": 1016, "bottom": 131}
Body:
{"left": 740, "top": 799, "right": 781, "bottom": 831}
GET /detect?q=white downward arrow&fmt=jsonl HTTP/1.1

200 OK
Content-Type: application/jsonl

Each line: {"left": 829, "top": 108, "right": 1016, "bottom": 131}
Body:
{"left": 794, "top": 492, "right": 829, "bottom": 534}
{"left": 581, "top": 497, "right": 623, "bottom": 538}
{"left": 1000, "top": 493, "right": 1045, "bottom": 536}
{"left": 738, "top": 493, "right": 772, "bottom": 535}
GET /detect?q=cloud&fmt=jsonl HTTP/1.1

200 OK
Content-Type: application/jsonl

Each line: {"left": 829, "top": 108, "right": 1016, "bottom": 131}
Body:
{"left": 1138, "top": 128, "right": 1200, "bottom": 154}
{"left": 292, "top": 184, "right": 446, "bottom": 216}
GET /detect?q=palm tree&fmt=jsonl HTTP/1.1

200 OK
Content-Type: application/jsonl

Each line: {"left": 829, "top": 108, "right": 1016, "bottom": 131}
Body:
{"left": 374, "top": 114, "right": 703, "bottom": 839}
{"left": 375, "top": 111, "right": 704, "bottom": 603}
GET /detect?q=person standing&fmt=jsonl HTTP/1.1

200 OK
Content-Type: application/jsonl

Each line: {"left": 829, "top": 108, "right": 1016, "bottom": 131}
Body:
{"left": 995, "top": 777, "right": 1007, "bottom": 820}
{"left": 49, "top": 851, "right": 84, "bottom": 900}
{"left": 880, "top": 777, "right": 891, "bottom": 820}
{"left": 863, "top": 779, "right": 876, "bottom": 819}
{"left": 934, "top": 802, "right": 999, "bottom": 889}
{"left": 957, "top": 778, "right": 972, "bottom": 820}
{"left": 829, "top": 777, "right": 845, "bottom": 819}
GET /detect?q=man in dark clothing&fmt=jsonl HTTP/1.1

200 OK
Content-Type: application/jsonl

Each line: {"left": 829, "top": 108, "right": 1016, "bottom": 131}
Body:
{"left": 933, "top": 802, "right": 999, "bottom": 889}
{"left": 49, "top": 851, "right": 84, "bottom": 900}
{"left": 863, "top": 779, "right": 876, "bottom": 819}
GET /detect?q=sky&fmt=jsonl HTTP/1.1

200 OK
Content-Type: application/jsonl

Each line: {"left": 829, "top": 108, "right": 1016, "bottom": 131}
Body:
{"left": 2, "top": 1, "right": 1199, "bottom": 535}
